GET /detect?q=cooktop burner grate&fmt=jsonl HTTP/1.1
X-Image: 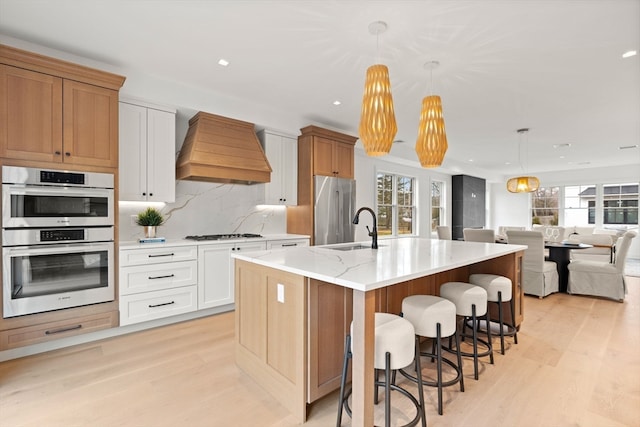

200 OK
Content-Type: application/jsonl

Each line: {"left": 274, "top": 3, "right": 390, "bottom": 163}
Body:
{"left": 184, "top": 233, "right": 263, "bottom": 241}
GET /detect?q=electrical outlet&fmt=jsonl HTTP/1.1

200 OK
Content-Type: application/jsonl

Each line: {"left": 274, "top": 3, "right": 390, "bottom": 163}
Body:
{"left": 130, "top": 215, "right": 138, "bottom": 226}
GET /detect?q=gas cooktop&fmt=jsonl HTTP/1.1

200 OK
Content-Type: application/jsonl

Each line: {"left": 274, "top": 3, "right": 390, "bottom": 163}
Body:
{"left": 184, "top": 233, "right": 263, "bottom": 241}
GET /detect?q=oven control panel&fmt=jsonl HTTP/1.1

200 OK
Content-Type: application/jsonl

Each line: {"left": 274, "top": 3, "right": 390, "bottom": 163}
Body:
{"left": 40, "top": 229, "right": 85, "bottom": 242}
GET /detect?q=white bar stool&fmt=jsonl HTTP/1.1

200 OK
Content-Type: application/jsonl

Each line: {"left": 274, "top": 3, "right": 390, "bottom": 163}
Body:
{"left": 439, "top": 282, "right": 494, "bottom": 380}
{"left": 469, "top": 273, "right": 518, "bottom": 354}
{"left": 336, "top": 313, "right": 427, "bottom": 427}
{"left": 399, "top": 295, "right": 464, "bottom": 415}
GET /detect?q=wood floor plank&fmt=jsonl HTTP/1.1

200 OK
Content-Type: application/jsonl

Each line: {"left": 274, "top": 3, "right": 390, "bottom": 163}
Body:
{"left": 1, "top": 276, "right": 639, "bottom": 427}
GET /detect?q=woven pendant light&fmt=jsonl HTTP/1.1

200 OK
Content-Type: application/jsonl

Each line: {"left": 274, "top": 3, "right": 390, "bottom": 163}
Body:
{"left": 359, "top": 21, "right": 397, "bottom": 156}
{"left": 507, "top": 128, "right": 540, "bottom": 193}
{"left": 359, "top": 64, "right": 397, "bottom": 155}
{"left": 507, "top": 176, "right": 540, "bottom": 193}
{"left": 416, "top": 95, "right": 448, "bottom": 167}
{"left": 415, "top": 61, "right": 448, "bottom": 167}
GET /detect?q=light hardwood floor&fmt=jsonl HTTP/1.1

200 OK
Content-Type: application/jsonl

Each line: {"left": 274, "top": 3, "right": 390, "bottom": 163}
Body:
{"left": 1, "top": 276, "right": 639, "bottom": 427}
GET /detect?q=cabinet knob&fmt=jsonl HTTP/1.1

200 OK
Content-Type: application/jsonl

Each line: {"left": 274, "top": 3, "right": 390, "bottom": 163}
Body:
{"left": 142, "top": 192, "right": 146, "bottom": 196}
{"left": 65, "top": 152, "right": 71, "bottom": 157}
{"left": 149, "top": 193, "right": 153, "bottom": 196}
{"left": 54, "top": 151, "right": 61, "bottom": 155}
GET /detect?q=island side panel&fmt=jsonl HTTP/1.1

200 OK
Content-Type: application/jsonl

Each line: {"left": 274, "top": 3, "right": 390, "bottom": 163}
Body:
{"left": 234, "top": 260, "right": 308, "bottom": 422}
{"left": 308, "top": 279, "right": 352, "bottom": 402}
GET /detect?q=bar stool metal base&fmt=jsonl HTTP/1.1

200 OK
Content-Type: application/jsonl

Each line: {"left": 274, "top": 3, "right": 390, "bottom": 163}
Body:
{"left": 336, "top": 335, "right": 427, "bottom": 427}
{"left": 399, "top": 324, "right": 464, "bottom": 415}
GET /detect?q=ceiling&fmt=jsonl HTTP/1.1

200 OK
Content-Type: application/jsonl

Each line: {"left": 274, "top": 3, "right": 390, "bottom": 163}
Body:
{"left": 1, "top": 0, "right": 639, "bottom": 178}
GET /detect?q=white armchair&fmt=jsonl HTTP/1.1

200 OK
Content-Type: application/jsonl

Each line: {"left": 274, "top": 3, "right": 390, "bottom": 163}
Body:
{"left": 506, "top": 230, "right": 560, "bottom": 298}
{"left": 463, "top": 228, "right": 495, "bottom": 243}
{"left": 436, "top": 225, "right": 452, "bottom": 240}
{"left": 567, "top": 231, "right": 637, "bottom": 302}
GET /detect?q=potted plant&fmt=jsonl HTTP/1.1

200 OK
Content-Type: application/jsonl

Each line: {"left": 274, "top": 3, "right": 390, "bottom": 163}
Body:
{"left": 136, "top": 207, "right": 165, "bottom": 238}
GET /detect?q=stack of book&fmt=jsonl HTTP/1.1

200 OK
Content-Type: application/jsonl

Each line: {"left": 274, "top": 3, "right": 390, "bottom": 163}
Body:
{"left": 138, "top": 237, "right": 166, "bottom": 244}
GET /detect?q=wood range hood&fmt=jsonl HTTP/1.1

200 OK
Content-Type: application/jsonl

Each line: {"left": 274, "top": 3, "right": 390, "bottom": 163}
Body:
{"left": 176, "top": 111, "right": 272, "bottom": 184}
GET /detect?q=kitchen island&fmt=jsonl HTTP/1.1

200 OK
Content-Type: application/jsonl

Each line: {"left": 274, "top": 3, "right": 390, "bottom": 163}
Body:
{"left": 232, "top": 238, "right": 526, "bottom": 426}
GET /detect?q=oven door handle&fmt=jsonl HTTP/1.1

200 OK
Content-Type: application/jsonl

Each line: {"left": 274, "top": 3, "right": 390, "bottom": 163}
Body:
{"left": 3, "top": 242, "right": 114, "bottom": 256}
{"left": 3, "top": 183, "right": 112, "bottom": 198}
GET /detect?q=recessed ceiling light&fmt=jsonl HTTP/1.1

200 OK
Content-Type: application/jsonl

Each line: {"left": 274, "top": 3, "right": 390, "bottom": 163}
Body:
{"left": 619, "top": 144, "right": 639, "bottom": 150}
{"left": 218, "top": 59, "right": 229, "bottom": 67}
{"left": 622, "top": 50, "right": 637, "bottom": 58}
{"left": 578, "top": 161, "right": 591, "bottom": 165}
{"left": 553, "top": 143, "right": 572, "bottom": 149}
{"left": 505, "top": 161, "right": 511, "bottom": 165}
{"left": 559, "top": 155, "right": 565, "bottom": 159}
{"left": 468, "top": 159, "right": 474, "bottom": 162}
{"left": 333, "top": 100, "right": 341, "bottom": 106}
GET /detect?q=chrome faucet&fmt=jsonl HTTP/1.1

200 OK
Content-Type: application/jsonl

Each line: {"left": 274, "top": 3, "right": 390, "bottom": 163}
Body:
{"left": 353, "top": 207, "right": 378, "bottom": 249}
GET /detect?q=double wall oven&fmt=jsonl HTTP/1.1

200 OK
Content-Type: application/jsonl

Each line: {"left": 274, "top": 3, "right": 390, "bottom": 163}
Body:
{"left": 2, "top": 166, "right": 115, "bottom": 318}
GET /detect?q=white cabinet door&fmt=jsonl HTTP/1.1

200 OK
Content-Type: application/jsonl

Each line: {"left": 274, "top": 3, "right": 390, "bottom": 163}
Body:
{"left": 146, "top": 108, "right": 175, "bottom": 202}
{"left": 119, "top": 99, "right": 176, "bottom": 202}
{"left": 198, "top": 242, "right": 266, "bottom": 310}
{"left": 258, "top": 130, "right": 297, "bottom": 205}
{"left": 119, "top": 102, "right": 147, "bottom": 202}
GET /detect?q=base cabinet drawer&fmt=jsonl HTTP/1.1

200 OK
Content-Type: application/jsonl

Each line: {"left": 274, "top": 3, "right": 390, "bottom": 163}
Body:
{"left": 0, "top": 311, "right": 118, "bottom": 350}
{"left": 120, "top": 260, "right": 197, "bottom": 295}
{"left": 120, "top": 245, "right": 197, "bottom": 266}
{"left": 119, "top": 285, "right": 198, "bottom": 326}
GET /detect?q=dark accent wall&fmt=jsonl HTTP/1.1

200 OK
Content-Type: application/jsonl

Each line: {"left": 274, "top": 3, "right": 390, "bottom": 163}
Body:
{"left": 452, "top": 174, "right": 486, "bottom": 240}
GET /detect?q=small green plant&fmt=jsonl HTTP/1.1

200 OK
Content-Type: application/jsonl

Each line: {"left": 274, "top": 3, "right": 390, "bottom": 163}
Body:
{"left": 136, "top": 207, "right": 165, "bottom": 226}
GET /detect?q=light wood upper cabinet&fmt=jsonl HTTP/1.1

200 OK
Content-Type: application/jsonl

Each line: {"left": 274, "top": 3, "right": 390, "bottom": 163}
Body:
{"left": 258, "top": 129, "right": 298, "bottom": 205}
{"left": 1, "top": 44, "right": 125, "bottom": 169}
{"left": 119, "top": 99, "right": 176, "bottom": 202}
{"left": 0, "top": 65, "right": 63, "bottom": 162}
{"left": 63, "top": 80, "right": 119, "bottom": 167}
{"left": 312, "top": 136, "right": 354, "bottom": 178}
{"left": 0, "top": 65, "right": 119, "bottom": 167}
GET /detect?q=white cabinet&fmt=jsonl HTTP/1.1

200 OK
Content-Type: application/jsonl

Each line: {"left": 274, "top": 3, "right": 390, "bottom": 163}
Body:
{"left": 266, "top": 238, "right": 309, "bottom": 249}
{"left": 119, "top": 245, "right": 198, "bottom": 325}
{"left": 257, "top": 130, "right": 297, "bottom": 205}
{"left": 119, "top": 98, "right": 176, "bottom": 202}
{"left": 198, "top": 241, "right": 267, "bottom": 310}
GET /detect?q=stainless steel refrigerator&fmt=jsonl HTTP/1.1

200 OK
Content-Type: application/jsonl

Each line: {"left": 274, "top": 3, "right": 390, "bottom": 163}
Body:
{"left": 314, "top": 175, "right": 356, "bottom": 245}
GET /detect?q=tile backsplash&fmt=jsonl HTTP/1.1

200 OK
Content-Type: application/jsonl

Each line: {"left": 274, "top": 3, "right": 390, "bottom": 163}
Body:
{"left": 119, "top": 180, "right": 286, "bottom": 241}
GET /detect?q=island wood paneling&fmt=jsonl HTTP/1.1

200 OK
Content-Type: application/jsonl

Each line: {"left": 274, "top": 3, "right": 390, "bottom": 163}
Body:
{"left": 237, "top": 250, "right": 523, "bottom": 423}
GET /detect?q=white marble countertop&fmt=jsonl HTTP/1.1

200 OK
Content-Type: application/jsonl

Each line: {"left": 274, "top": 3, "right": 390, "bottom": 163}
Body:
{"left": 231, "top": 238, "right": 527, "bottom": 292}
{"left": 119, "top": 234, "right": 310, "bottom": 250}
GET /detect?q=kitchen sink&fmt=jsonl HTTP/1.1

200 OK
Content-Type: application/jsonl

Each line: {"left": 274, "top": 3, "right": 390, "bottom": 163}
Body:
{"left": 324, "top": 244, "right": 383, "bottom": 251}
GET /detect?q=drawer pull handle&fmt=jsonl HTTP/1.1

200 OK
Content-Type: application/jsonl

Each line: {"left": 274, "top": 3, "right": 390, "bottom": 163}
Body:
{"left": 148, "top": 274, "right": 175, "bottom": 280}
{"left": 149, "top": 301, "right": 175, "bottom": 308}
{"left": 148, "top": 253, "right": 174, "bottom": 258}
{"left": 45, "top": 324, "right": 82, "bottom": 335}
{"left": 281, "top": 243, "right": 297, "bottom": 247}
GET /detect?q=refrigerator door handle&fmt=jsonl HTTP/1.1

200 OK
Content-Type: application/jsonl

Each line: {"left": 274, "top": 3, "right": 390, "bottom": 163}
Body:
{"left": 336, "top": 189, "right": 342, "bottom": 239}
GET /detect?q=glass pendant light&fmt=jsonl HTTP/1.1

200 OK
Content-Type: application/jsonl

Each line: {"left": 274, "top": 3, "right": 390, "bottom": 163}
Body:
{"left": 507, "top": 128, "right": 540, "bottom": 193}
{"left": 359, "top": 21, "right": 397, "bottom": 156}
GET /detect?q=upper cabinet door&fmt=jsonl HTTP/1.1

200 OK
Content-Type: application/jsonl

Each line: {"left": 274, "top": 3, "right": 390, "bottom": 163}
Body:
{"left": 119, "top": 100, "right": 176, "bottom": 202}
{"left": 118, "top": 102, "right": 147, "bottom": 201}
{"left": 146, "top": 107, "right": 176, "bottom": 202}
{"left": 63, "top": 80, "right": 118, "bottom": 167}
{"left": 0, "top": 65, "right": 63, "bottom": 162}
{"left": 313, "top": 137, "right": 336, "bottom": 177}
{"left": 334, "top": 141, "right": 354, "bottom": 179}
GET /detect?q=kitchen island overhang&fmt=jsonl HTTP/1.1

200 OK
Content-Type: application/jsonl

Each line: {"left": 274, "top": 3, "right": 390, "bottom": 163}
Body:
{"left": 232, "top": 238, "right": 526, "bottom": 425}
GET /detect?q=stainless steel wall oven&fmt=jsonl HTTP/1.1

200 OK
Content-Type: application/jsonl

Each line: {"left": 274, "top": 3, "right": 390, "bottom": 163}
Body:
{"left": 2, "top": 166, "right": 115, "bottom": 318}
